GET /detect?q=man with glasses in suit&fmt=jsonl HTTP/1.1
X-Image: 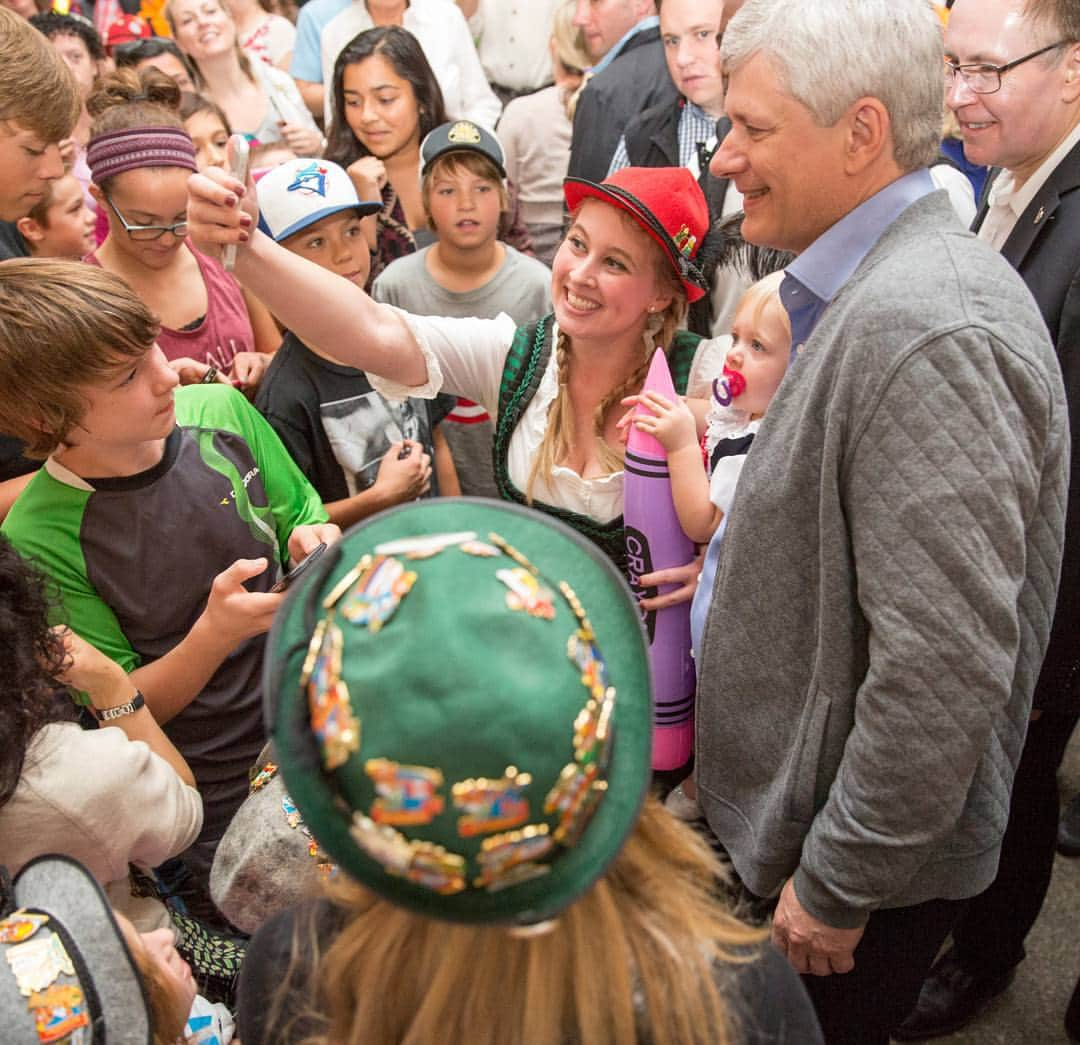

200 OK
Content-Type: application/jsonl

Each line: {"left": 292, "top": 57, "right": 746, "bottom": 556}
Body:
{"left": 896, "top": 2, "right": 1080, "bottom": 1036}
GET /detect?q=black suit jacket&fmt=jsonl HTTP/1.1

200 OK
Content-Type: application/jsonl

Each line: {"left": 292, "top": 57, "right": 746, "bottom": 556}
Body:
{"left": 567, "top": 26, "right": 678, "bottom": 184}
{"left": 623, "top": 99, "right": 731, "bottom": 212}
{"left": 975, "top": 139, "right": 1080, "bottom": 711}
{"left": 621, "top": 98, "right": 732, "bottom": 335}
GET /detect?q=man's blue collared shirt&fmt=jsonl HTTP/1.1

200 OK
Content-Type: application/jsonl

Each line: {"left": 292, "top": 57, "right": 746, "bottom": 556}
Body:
{"left": 781, "top": 168, "right": 936, "bottom": 351}
{"left": 590, "top": 15, "right": 659, "bottom": 74}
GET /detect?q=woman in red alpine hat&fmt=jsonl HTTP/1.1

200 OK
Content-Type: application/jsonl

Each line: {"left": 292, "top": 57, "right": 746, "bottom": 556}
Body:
{"left": 185, "top": 163, "right": 710, "bottom": 578}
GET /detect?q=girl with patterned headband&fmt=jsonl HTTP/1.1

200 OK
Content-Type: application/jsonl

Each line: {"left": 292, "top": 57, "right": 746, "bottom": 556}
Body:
{"left": 85, "top": 68, "right": 278, "bottom": 392}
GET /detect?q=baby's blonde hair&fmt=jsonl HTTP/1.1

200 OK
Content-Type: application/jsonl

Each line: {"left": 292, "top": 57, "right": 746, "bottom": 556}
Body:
{"left": 734, "top": 270, "right": 791, "bottom": 341}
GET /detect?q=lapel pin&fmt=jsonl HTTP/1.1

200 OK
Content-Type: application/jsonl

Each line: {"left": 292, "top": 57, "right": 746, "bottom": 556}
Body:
{"left": 1033, "top": 206, "right": 1045, "bottom": 224}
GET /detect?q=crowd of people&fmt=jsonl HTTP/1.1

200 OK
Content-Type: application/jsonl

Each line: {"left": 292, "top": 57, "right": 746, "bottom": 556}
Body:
{"left": 0, "top": 0, "right": 1077, "bottom": 1042}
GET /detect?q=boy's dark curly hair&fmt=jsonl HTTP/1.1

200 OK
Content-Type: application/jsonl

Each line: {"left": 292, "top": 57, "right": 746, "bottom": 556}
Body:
{"left": 0, "top": 536, "right": 70, "bottom": 808}
{"left": 29, "top": 11, "right": 106, "bottom": 63}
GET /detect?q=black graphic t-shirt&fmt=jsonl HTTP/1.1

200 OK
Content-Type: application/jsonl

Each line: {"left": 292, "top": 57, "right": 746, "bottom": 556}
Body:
{"left": 254, "top": 333, "right": 453, "bottom": 503}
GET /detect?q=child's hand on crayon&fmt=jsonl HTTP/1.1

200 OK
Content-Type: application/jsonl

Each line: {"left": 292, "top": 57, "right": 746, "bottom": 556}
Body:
{"left": 621, "top": 391, "right": 699, "bottom": 453}
{"left": 613, "top": 403, "right": 637, "bottom": 445}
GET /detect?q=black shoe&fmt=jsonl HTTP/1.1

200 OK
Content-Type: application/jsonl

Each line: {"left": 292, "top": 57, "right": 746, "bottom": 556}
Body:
{"left": 1067, "top": 975, "right": 1080, "bottom": 1043}
{"left": 892, "top": 949, "right": 1016, "bottom": 1041}
{"left": 1058, "top": 794, "right": 1080, "bottom": 857}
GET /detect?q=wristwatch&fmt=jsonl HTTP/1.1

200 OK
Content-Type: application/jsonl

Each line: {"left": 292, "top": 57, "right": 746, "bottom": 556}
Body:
{"left": 93, "top": 690, "right": 146, "bottom": 722}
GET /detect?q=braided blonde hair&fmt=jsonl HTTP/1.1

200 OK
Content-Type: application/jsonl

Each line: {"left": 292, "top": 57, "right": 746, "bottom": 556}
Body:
{"left": 525, "top": 237, "right": 687, "bottom": 505}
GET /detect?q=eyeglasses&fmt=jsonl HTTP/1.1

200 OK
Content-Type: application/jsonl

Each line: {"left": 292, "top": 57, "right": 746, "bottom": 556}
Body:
{"left": 104, "top": 194, "right": 188, "bottom": 242}
{"left": 944, "top": 40, "right": 1068, "bottom": 95}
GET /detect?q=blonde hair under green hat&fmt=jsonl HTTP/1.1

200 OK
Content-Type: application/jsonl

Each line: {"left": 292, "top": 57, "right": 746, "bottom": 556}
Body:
{"left": 263, "top": 499, "right": 653, "bottom": 925}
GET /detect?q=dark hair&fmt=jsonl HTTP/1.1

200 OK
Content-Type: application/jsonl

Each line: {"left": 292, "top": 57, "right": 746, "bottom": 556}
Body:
{"left": 87, "top": 68, "right": 187, "bottom": 192}
{"left": 89, "top": 67, "right": 184, "bottom": 130}
{"left": 29, "top": 11, "right": 106, "bottom": 62}
{"left": 325, "top": 26, "right": 447, "bottom": 169}
{"left": 114, "top": 37, "right": 196, "bottom": 82}
{"left": 0, "top": 536, "right": 71, "bottom": 808}
{"left": 179, "top": 90, "right": 232, "bottom": 134}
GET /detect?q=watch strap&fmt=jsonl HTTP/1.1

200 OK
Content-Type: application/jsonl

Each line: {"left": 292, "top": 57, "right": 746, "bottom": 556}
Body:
{"left": 93, "top": 690, "right": 146, "bottom": 722}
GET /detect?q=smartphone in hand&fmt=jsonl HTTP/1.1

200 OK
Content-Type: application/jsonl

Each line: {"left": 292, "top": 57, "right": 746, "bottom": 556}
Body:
{"left": 270, "top": 542, "right": 327, "bottom": 593}
{"left": 222, "top": 134, "right": 250, "bottom": 273}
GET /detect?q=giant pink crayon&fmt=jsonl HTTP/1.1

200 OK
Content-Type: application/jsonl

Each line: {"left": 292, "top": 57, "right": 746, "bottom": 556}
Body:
{"left": 624, "top": 350, "right": 696, "bottom": 771}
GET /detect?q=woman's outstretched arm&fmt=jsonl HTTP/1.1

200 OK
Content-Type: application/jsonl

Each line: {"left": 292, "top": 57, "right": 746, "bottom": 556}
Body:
{"left": 187, "top": 168, "right": 429, "bottom": 387}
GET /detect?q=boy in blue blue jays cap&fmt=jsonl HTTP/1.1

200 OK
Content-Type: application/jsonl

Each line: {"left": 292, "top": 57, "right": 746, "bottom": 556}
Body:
{"left": 254, "top": 158, "right": 460, "bottom": 528}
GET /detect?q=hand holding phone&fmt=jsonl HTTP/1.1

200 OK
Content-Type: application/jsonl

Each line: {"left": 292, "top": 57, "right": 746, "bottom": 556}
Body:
{"left": 270, "top": 542, "right": 328, "bottom": 593}
{"left": 223, "top": 134, "right": 250, "bottom": 273}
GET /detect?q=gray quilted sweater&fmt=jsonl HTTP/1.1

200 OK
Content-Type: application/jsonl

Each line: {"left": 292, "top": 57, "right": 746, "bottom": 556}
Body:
{"left": 696, "top": 191, "right": 1070, "bottom": 929}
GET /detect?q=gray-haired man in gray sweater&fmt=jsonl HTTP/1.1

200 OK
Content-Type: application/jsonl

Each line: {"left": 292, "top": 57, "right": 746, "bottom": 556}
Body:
{"left": 698, "top": 1, "right": 1070, "bottom": 1042}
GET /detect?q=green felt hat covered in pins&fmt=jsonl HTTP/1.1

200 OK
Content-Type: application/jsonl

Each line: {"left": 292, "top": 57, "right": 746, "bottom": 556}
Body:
{"left": 264, "top": 499, "right": 653, "bottom": 925}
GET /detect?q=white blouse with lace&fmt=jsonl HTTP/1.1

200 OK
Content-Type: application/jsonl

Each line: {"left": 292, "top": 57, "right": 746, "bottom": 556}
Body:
{"left": 367, "top": 311, "right": 626, "bottom": 523}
